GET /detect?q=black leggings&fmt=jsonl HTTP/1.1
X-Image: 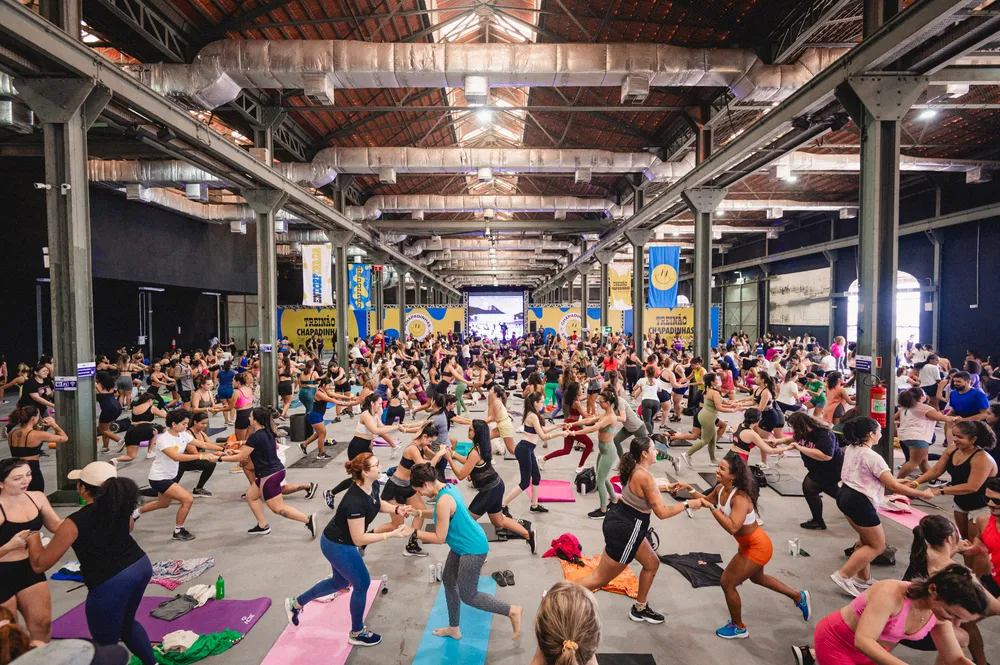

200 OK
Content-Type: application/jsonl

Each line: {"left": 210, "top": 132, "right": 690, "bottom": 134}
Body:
{"left": 174, "top": 460, "right": 216, "bottom": 490}
{"left": 802, "top": 473, "right": 840, "bottom": 524}
{"left": 514, "top": 440, "right": 540, "bottom": 491}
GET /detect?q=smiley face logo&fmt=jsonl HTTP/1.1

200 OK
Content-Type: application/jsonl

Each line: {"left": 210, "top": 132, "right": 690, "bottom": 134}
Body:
{"left": 558, "top": 313, "right": 582, "bottom": 337}
{"left": 406, "top": 313, "right": 432, "bottom": 340}
{"left": 651, "top": 263, "right": 678, "bottom": 291}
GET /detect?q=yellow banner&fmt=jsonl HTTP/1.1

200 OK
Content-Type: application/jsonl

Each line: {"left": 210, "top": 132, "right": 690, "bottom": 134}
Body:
{"left": 609, "top": 264, "right": 632, "bottom": 310}
{"left": 383, "top": 307, "right": 464, "bottom": 341}
{"left": 527, "top": 307, "right": 623, "bottom": 338}
{"left": 276, "top": 306, "right": 369, "bottom": 349}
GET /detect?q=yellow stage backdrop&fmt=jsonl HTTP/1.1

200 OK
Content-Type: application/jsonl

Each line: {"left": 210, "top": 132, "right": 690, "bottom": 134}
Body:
{"left": 527, "top": 307, "right": 623, "bottom": 338}
{"left": 642, "top": 307, "right": 719, "bottom": 347}
{"left": 276, "top": 306, "right": 370, "bottom": 349}
{"left": 383, "top": 307, "right": 465, "bottom": 341}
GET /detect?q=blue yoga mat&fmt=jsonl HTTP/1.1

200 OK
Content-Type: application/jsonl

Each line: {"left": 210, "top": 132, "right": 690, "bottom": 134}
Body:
{"left": 412, "top": 576, "right": 496, "bottom": 665}
{"left": 207, "top": 426, "right": 228, "bottom": 436}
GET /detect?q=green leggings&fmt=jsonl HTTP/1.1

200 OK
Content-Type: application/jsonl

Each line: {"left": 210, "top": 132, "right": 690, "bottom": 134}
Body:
{"left": 455, "top": 382, "right": 467, "bottom": 414}
{"left": 544, "top": 382, "right": 558, "bottom": 407}
{"left": 596, "top": 439, "right": 618, "bottom": 510}
{"left": 686, "top": 408, "right": 718, "bottom": 463}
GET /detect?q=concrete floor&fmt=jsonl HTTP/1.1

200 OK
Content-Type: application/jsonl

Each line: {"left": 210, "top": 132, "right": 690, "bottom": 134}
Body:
{"left": 2, "top": 395, "right": 996, "bottom": 665}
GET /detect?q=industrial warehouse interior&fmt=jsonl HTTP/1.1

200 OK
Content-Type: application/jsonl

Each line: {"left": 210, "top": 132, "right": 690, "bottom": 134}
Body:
{"left": 1, "top": 1, "right": 1000, "bottom": 665}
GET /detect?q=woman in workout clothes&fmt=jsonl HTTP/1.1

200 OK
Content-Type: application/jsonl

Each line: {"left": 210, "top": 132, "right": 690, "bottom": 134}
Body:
{"left": 26, "top": 463, "right": 156, "bottom": 665}
{"left": 323, "top": 394, "right": 404, "bottom": 503}
{"left": 7, "top": 407, "right": 67, "bottom": 492}
{"left": 572, "top": 390, "right": 626, "bottom": 519}
{"left": 325, "top": 362, "right": 350, "bottom": 423}
{"left": 114, "top": 354, "right": 137, "bottom": 411}
{"left": 232, "top": 373, "right": 255, "bottom": 443}
{"left": 284, "top": 452, "right": 412, "bottom": 647}
{"left": 173, "top": 412, "right": 226, "bottom": 498}
{"left": 215, "top": 361, "right": 237, "bottom": 426}
{"left": 823, "top": 372, "right": 854, "bottom": 425}
{"left": 444, "top": 419, "right": 536, "bottom": 553}
{"left": 727, "top": 408, "right": 786, "bottom": 466}
{"left": 502, "top": 391, "right": 563, "bottom": 515}
{"left": 578, "top": 436, "right": 699, "bottom": 625}
{"left": 542, "top": 381, "right": 594, "bottom": 472}
{"left": 190, "top": 375, "right": 224, "bottom": 419}
{"left": 678, "top": 452, "right": 811, "bottom": 639}
{"left": 0, "top": 459, "right": 62, "bottom": 643}
{"left": 770, "top": 412, "right": 844, "bottom": 531}
{"left": 96, "top": 371, "right": 123, "bottom": 454}
{"left": 681, "top": 372, "right": 738, "bottom": 468}
{"left": 531, "top": 581, "right": 602, "bottom": 665}
{"left": 276, "top": 354, "right": 296, "bottom": 420}
{"left": 299, "top": 377, "right": 340, "bottom": 459}
{"left": 146, "top": 362, "right": 174, "bottom": 410}
{"left": 456, "top": 385, "right": 516, "bottom": 456}
{"left": 381, "top": 421, "right": 446, "bottom": 558}
{"left": 218, "top": 408, "right": 317, "bottom": 538}
{"left": 112, "top": 394, "right": 166, "bottom": 467}
{"left": 894, "top": 386, "right": 956, "bottom": 481}
{"left": 297, "top": 360, "right": 319, "bottom": 418}
{"left": 411, "top": 462, "right": 524, "bottom": 642}
{"left": 831, "top": 417, "right": 934, "bottom": 598}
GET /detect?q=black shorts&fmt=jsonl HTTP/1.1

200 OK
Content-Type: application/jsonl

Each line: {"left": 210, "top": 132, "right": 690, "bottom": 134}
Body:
{"left": 335, "top": 382, "right": 350, "bottom": 394}
{"left": 981, "top": 573, "right": 1000, "bottom": 597}
{"left": 587, "top": 387, "right": 601, "bottom": 395}
{"left": 179, "top": 390, "right": 192, "bottom": 403}
{"left": 348, "top": 435, "right": 372, "bottom": 460}
{"left": 657, "top": 390, "right": 670, "bottom": 403}
{"left": 278, "top": 381, "right": 293, "bottom": 397}
{"left": 124, "top": 423, "right": 157, "bottom": 447}
{"left": 602, "top": 502, "right": 650, "bottom": 565}
{"left": 235, "top": 408, "right": 252, "bottom": 429}
{"left": 148, "top": 477, "right": 177, "bottom": 495}
{"left": 384, "top": 405, "right": 406, "bottom": 426}
{"left": 98, "top": 401, "right": 123, "bottom": 424}
{"left": 469, "top": 480, "right": 505, "bottom": 516}
{"left": 836, "top": 485, "right": 881, "bottom": 528}
{"left": 381, "top": 479, "right": 416, "bottom": 503}
{"left": 0, "top": 558, "right": 47, "bottom": 603}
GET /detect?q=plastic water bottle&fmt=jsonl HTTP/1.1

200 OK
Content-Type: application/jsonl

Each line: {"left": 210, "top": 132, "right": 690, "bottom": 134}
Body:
{"left": 428, "top": 565, "right": 436, "bottom": 583}
{"left": 380, "top": 574, "right": 389, "bottom": 594}
{"left": 215, "top": 575, "right": 225, "bottom": 600}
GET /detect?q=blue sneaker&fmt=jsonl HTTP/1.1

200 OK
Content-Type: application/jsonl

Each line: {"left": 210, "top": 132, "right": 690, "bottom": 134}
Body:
{"left": 796, "top": 590, "right": 812, "bottom": 621}
{"left": 716, "top": 621, "right": 748, "bottom": 639}
{"left": 284, "top": 598, "right": 301, "bottom": 627}
{"left": 348, "top": 628, "right": 382, "bottom": 647}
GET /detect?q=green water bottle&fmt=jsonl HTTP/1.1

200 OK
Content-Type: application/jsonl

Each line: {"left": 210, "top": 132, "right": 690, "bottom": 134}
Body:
{"left": 215, "top": 575, "right": 225, "bottom": 600}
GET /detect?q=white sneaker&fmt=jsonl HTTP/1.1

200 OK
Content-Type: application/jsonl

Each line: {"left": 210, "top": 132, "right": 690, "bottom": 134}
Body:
{"left": 830, "top": 572, "right": 861, "bottom": 597}
{"left": 853, "top": 576, "right": 876, "bottom": 590}
{"left": 390, "top": 445, "right": 401, "bottom": 459}
{"left": 538, "top": 457, "right": 546, "bottom": 471}
{"left": 681, "top": 453, "right": 692, "bottom": 469}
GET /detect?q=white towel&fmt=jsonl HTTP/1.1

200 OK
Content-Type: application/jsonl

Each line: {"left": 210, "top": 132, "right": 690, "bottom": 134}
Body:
{"left": 185, "top": 583, "right": 215, "bottom": 608}
{"left": 161, "top": 630, "right": 200, "bottom": 652}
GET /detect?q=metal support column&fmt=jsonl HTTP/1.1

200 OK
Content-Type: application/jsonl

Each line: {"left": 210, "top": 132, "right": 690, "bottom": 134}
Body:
{"left": 835, "top": 32, "right": 927, "bottom": 464}
{"left": 16, "top": 73, "right": 109, "bottom": 498}
{"left": 396, "top": 268, "right": 407, "bottom": 341}
{"left": 681, "top": 187, "right": 728, "bottom": 360}
{"left": 578, "top": 265, "right": 590, "bottom": 338}
{"left": 760, "top": 264, "right": 772, "bottom": 336}
{"left": 370, "top": 252, "right": 388, "bottom": 332}
{"left": 927, "top": 230, "right": 943, "bottom": 351}
{"left": 823, "top": 250, "right": 838, "bottom": 346}
{"left": 595, "top": 250, "right": 614, "bottom": 336}
{"left": 625, "top": 229, "right": 653, "bottom": 359}
{"left": 327, "top": 230, "right": 354, "bottom": 367}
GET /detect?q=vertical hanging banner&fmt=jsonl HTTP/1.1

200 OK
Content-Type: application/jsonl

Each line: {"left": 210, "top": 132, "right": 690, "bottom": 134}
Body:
{"left": 301, "top": 243, "right": 333, "bottom": 306}
{"left": 648, "top": 246, "right": 680, "bottom": 309}
{"left": 609, "top": 264, "right": 632, "bottom": 309}
{"left": 348, "top": 264, "right": 372, "bottom": 310}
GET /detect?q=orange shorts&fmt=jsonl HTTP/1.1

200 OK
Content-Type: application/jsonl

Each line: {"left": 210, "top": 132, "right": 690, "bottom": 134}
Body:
{"left": 735, "top": 527, "right": 773, "bottom": 566}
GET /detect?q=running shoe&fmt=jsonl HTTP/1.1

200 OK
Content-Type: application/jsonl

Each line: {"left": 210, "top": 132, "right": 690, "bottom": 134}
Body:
{"left": 299, "top": 443, "right": 308, "bottom": 455}
{"left": 247, "top": 524, "right": 271, "bottom": 535}
{"left": 537, "top": 457, "right": 547, "bottom": 471}
{"left": 192, "top": 488, "right": 213, "bottom": 497}
{"left": 306, "top": 514, "right": 318, "bottom": 539}
{"left": 587, "top": 508, "right": 607, "bottom": 520}
{"left": 305, "top": 482, "right": 319, "bottom": 500}
{"left": 795, "top": 590, "right": 812, "bottom": 621}
{"left": 792, "top": 645, "right": 816, "bottom": 665}
{"left": 853, "top": 576, "right": 876, "bottom": 590}
{"left": 830, "top": 572, "right": 861, "bottom": 597}
{"left": 316, "top": 453, "right": 331, "bottom": 460}
{"left": 800, "top": 520, "right": 827, "bottom": 530}
{"left": 680, "top": 453, "right": 692, "bottom": 469}
{"left": 348, "top": 629, "right": 381, "bottom": 647}
{"left": 332, "top": 417, "right": 342, "bottom": 424}
{"left": 172, "top": 528, "right": 195, "bottom": 541}
{"left": 324, "top": 489, "right": 337, "bottom": 510}
{"left": 389, "top": 445, "right": 401, "bottom": 459}
{"left": 670, "top": 455, "right": 680, "bottom": 474}
{"left": 109, "top": 459, "right": 119, "bottom": 468}
{"left": 929, "top": 479, "right": 949, "bottom": 489}
{"left": 629, "top": 604, "right": 665, "bottom": 624}
{"left": 527, "top": 528, "right": 537, "bottom": 555}
{"left": 404, "top": 539, "right": 428, "bottom": 557}
{"left": 502, "top": 506, "right": 512, "bottom": 519}
{"left": 529, "top": 504, "right": 549, "bottom": 513}
{"left": 715, "top": 621, "right": 748, "bottom": 639}
{"left": 284, "top": 598, "right": 301, "bottom": 627}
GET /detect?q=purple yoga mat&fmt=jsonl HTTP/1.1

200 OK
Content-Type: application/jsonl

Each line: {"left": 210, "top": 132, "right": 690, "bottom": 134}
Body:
{"left": 51, "top": 596, "right": 271, "bottom": 642}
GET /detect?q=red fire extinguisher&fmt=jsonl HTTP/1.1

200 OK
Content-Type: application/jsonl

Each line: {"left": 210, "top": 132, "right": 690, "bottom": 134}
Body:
{"left": 870, "top": 384, "right": 887, "bottom": 428}
{"left": 171, "top": 338, "right": 176, "bottom": 350}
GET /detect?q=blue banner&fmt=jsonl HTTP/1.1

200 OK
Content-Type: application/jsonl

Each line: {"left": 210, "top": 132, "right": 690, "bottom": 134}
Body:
{"left": 648, "top": 245, "right": 680, "bottom": 308}
{"left": 348, "top": 264, "right": 372, "bottom": 310}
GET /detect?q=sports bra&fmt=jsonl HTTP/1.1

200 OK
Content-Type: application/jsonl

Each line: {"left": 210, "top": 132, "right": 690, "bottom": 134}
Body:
{"left": 235, "top": 388, "right": 252, "bottom": 409}
{"left": 0, "top": 495, "right": 43, "bottom": 548}
{"left": 621, "top": 477, "right": 651, "bottom": 513}
{"left": 495, "top": 403, "right": 511, "bottom": 424}
{"left": 732, "top": 424, "right": 755, "bottom": 454}
{"left": 524, "top": 424, "right": 537, "bottom": 434}
{"left": 849, "top": 584, "right": 936, "bottom": 643}
{"left": 9, "top": 429, "right": 43, "bottom": 458}
{"left": 720, "top": 487, "right": 757, "bottom": 525}
{"left": 399, "top": 449, "right": 417, "bottom": 470}
{"left": 355, "top": 416, "right": 375, "bottom": 437}
{"left": 131, "top": 407, "right": 155, "bottom": 423}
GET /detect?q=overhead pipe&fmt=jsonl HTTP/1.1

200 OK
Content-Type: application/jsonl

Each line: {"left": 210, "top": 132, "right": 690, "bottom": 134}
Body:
{"left": 118, "top": 186, "right": 299, "bottom": 223}
{"left": 348, "top": 195, "right": 633, "bottom": 220}
{"left": 143, "top": 40, "right": 849, "bottom": 109}
{"left": 424, "top": 250, "right": 567, "bottom": 262}
{"left": 402, "top": 237, "right": 579, "bottom": 256}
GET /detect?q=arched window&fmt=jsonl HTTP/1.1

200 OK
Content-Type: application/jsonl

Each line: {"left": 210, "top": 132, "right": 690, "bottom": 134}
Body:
{"left": 677, "top": 295, "right": 690, "bottom": 306}
{"left": 846, "top": 272, "right": 922, "bottom": 345}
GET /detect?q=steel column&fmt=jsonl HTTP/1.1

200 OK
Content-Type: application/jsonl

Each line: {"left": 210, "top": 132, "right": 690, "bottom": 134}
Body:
{"left": 625, "top": 228, "right": 652, "bottom": 359}
{"left": 927, "top": 230, "right": 943, "bottom": 351}
{"left": 682, "top": 187, "right": 727, "bottom": 360}
{"left": 578, "top": 265, "right": 590, "bottom": 338}
{"left": 760, "top": 264, "right": 772, "bottom": 336}
{"left": 396, "top": 269, "right": 406, "bottom": 340}
{"left": 595, "top": 250, "right": 614, "bottom": 336}
{"left": 824, "top": 250, "right": 838, "bottom": 346}
{"left": 327, "top": 230, "right": 353, "bottom": 366}
{"left": 370, "top": 252, "right": 388, "bottom": 332}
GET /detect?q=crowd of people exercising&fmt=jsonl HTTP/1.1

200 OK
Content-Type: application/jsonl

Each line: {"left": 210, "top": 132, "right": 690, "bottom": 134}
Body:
{"left": 1, "top": 327, "right": 999, "bottom": 665}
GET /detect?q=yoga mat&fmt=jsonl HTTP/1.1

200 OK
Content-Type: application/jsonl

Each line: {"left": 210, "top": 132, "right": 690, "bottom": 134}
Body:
{"left": 455, "top": 441, "right": 473, "bottom": 457}
{"left": 52, "top": 597, "right": 271, "bottom": 643}
{"left": 372, "top": 438, "right": 392, "bottom": 447}
{"left": 597, "top": 655, "right": 656, "bottom": 665}
{"left": 698, "top": 472, "right": 719, "bottom": 489}
{"left": 526, "top": 479, "right": 575, "bottom": 503}
{"left": 289, "top": 455, "right": 332, "bottom": 469}
{"left": 207, "top": 426, "right": 228, "bottom": 436}
{"left": 664, "top": 474, "right": 705, "bottom": 501}
{"left": 878, "top": 505, "right": 929, "bottom": 530}
{"left": 411, "top": 576, "right": 496, "bottom": 665}
{"left": 259, "top": 582, "right": 379, "bottom": 665}
{"left": 765, "top": 475, "right": 806, "bottom": 497}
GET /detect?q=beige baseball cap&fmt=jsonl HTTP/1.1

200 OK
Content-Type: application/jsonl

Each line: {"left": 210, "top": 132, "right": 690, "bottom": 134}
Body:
{"left": 67, "top": 462, "right": 117, "bottom": 486}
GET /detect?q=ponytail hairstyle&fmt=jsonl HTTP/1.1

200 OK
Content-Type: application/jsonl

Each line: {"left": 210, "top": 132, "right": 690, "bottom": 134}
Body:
{"left": 618, "top": 436, "right": 651, "bottom": 486}
{"left": 235, "top": 372, "right": 249, "bottom": 387}
{"left": 194, "top": 374, "right": 210, "bottom": 389}
{"left": 432, "top": 393, "right": 448, "bottom": 412}
{"left": 898, "top": 387, "right": 924, "bottom": 410}
{"left": 361, "top": 393, "right": 381, "bottom": 414}
{"left": 786, "top": 411, "right": 830, "bottom": 442}
{"left": 344, "top": 452, "right": 376, "bottom": 481}
{"left": 251, "top": 406, "right": 277, "bottom": 439}
{"left": 563, "top": 382, "right": 581, "bottom": 413}
{"left": 417, "top": 421, "right": 439, "bottom": 443}
{"left": 840, "top": 415, "right": 880, "bottom": 447}
{"left": 534, "top": 581, "right": 601, "bottom": 665}
{"left": 908, "top": 514, "right": 956, "bottom": 579}
{"left": 133, "top": 392, "right": 154, "bottom": 408}
{"left": 953, "top": 420, "right": 997, "bottom": 450}
{"left": 0, "top": 605, "right": 31, "bottom": 664}
{"left": 703, "top": 372, "right": 721, "bottom": 391}
{"left": 409, "top": 462, "right": 438, "bottom": 488}
{"left": 905, "top": 564, "right": 989, "bottom": 616}
{"left": 599, "top": 388, "right": 619, "bottom": 413}
{"left": 10, "top": 406, "right": 39, "bottom": 427}
{"left": 826, "top": 370, "right": 843, "bottom": 390}
{"left": 491, "top": 384, "right": 508, "bottom": 406}
{"left": 755, "top": 372, "right": 775, "bottom": 396}
{"left": 722, "top": 451, "right": 760, "bottom": 515}
{"left": 644, "top": 365, "right": 657, "bottom": 380}
{"left": 96, "top": 370, "right": 116, "bottom": 391}
{"left": 742, "top": 408, "right": 761, "bottom": 427}
{"left": 471, "top": 419, "right": 493, "bottom": 465}
{"left": 523, "top": 391, "right": 543, "bottom": 424}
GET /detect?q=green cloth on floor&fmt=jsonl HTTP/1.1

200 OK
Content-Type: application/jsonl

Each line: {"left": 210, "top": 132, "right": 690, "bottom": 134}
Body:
{"left": 128, "top": 629, "right": 243, "bottom": 665}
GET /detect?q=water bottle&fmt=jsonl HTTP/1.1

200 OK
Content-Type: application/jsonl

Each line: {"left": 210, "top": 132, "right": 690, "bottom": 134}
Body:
{"left": 380, "top": 574, "right": 389, "bottom": 594}
{"left": 428, "top": 565, "right": 436, "bottom": 583}
{"left": 215, "top": 575, "right": 225, "bottom": 600}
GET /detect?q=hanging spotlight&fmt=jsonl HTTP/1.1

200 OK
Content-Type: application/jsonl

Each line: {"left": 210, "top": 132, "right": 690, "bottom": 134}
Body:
{"left": 916, "top": 109, "right": 938, "bottom": 121}
{"left": 787, "top": 175, "right": 799, "bottom": 183}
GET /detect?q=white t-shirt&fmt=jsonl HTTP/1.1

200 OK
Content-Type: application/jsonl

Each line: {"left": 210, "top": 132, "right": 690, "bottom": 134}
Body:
{"left": 350, "top": 346, "right": 363, "bottom": 360}
{"left": 910, "top": 348, "right": 928, "bottom": 364}
{"left": 821, "top": 355, "right": 837, "bottom": 372}
{"left": 776, "top": 380, "right": 800, "bottom": 406}
{"left": 148, "top": 431, "right": 193, "bottom": 481}
{"left": 897, "top": 403, "right": 937, "bottom": 443}
{"left": 918, "top": 363, "right": 941, "bottom": 388}
{"left": 841, "top": 445, "right": 890, "bottom": 508}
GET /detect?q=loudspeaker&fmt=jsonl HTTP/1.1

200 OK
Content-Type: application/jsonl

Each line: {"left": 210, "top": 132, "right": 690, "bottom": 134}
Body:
{"left": 454, "top": 321, "right": 461, "bottom": 333}
{"left": 530, "top": 321, "right": 536, "bottom": 332}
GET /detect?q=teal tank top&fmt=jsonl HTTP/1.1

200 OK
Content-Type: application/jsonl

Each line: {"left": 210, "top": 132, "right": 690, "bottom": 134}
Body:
{"left": 437, "top": 485, "right": 489, "bottom": 556}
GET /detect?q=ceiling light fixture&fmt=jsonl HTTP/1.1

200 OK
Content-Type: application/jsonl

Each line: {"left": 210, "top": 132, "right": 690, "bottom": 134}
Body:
{"left": 916, "top": 109, "right": 938, "bottom": 121}
{"left": 787, "top": 175, "right": 799, "bottom": 183}
{"left": 476, "top": 109, "right": 495, "bottom": 125}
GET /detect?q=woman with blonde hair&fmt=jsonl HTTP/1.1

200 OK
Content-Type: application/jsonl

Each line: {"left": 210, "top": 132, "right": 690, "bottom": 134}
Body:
{"left": 530, "top": 582, "right": 600, "bottom": 665}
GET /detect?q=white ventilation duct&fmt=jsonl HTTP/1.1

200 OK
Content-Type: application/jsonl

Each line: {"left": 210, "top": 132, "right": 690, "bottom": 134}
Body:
{"left": 424, "top": 251, "right": 565, "bottom": 262}
{"left": 119, "top": 186, "right": 299, "bottom": 223}
{"left": 143, "top": 41, "right": 849, "bottom": 109}
{"left": 403, "top": 238, "right": 578, "bottom": 256}
{"left": 88, "top": 160, "right": 230, "bottom": 186}
{"left": 773, "top": 152, "right": 999, "bottom": 176}
{"left": 348, "top": 195, "right": 632, "bottom": 221}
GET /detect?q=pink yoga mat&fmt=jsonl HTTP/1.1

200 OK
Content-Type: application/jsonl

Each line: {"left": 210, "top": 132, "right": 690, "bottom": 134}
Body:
{"left": 878, "top": 505, "right": 929, "bottom": 530}
{"left": 527, "top": 479, "right": 575, "bottom": 503}
{"left": 260, "top": 582, "right": 380, "bottom": 665}
{"left": 52, "top": 596, "right": 271, "bottom": 642}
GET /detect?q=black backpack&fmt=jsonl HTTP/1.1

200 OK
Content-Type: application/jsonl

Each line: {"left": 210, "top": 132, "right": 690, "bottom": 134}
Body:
{"left": 750, "top": 464, "right": 769, "bottom": 488}
{"left": 575, "top": 467, "right": 597, "bottom": 494}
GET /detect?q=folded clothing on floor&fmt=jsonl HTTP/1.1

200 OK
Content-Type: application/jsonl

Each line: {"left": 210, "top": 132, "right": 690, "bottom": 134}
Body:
{"left": 51, "top": 561, "right": 84, "bottom": 582}
{"left": 658, "top": 552, "right": 724, "bottom": 588}
{"left": 558, "top": 554, "right": 638, "bottom": 598}
{"left": 151, "top": 595, "right": 200, "bottom": 622}
{"left": 127, "top": 629, "right": 243, "bottom": 665}
{"left": 151, "top": 557, "right": 216, "bottom": 591}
